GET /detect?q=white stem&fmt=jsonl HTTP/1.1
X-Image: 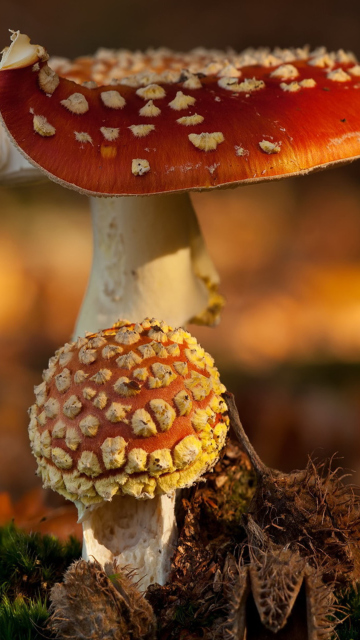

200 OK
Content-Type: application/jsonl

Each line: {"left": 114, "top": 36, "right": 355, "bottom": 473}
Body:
{"left": 81, "top": 493, "right": 177, "bottom": 589}
{"left": 0, "top": 122, "right": 43, "bottom": 185}
{"left": 74, "top": 193, "right": 220, "bottom": 336}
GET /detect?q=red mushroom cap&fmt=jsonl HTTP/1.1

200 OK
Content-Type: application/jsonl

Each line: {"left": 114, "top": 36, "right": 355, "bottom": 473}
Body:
{"left": 29, "top": 318, "right": 229, "bottom": 505}
{"left": 1, "top": 32, "right": 360, "bottom": 196}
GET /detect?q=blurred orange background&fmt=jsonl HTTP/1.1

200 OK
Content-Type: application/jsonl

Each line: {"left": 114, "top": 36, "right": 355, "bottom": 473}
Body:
{"left": 1, "top": 0, "right": 360, "bottom": 538}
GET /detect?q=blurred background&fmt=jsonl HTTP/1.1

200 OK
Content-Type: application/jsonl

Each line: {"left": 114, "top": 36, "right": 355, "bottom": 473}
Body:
{"left": 1, "top": 0, "right": 360, "bottom": 537}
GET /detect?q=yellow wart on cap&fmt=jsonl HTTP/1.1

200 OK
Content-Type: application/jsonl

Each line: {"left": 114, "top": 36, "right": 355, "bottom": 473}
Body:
{"left": 270, "top": 64, "right": 299, "bottom": 80}
{"left": 139, "top": 100, "right": 161, "bottom": 117}
{"left": 174, "top": 389, "right": 192, "bottom": 416}
{"left": 61, "top": 93, "right": 89, "bottom": 114}
{"left": 105, "top": 402, "right": 131, "bottom": 423}
{"left": 63, "top": 395, "right": 82, "bottom": 419}
{"left": 169, "top": 91, "right": 196, "bottom": 110}
{"left": 115, "top": 328, "right": 140, "bottom": 344}
{"left": 33, "top": 115, "right": 56, "bottom": 137}
{"left": 79, "top": 414, "right": 100, "bottom": 437}
{"left": 131, "top": 159, "right": 150, "bottom": 176}
{"left": 44, "top": 397, "right": 59, "bottom": 419}
{"left": 100, "top": 90, "right": 126, "bottom": 109}
{"left": 149, "top": 362, "right": 177, "bottom": 387}
{"left": 235, "top": 145, "right": 249, "bottom": 157}
{"left": 185, "top": 371, "right": 212, "bottom": 400}
{"left": 40, "top": 430, "right": 51, "bottom": 458}
{"left": 55, "top": 368, "right": 71, "bottom": 393}
{"left": 188, "top": 132, "right": 224, "bottom": 151}
{"left": 79, "top": 346, "right": 97, "bottom": 365}
{"left": 259, "top": 140, "right": 281, "bottom": 154}
{"left": 93, "top": 391, "right": 108, "bottom": 410}
{"left": 38, "top": 64, "right": 59, "bottom": 94}
{"left": 167, "top": 343, "right": 180, "bottom": 357}
{"left": 129, "top": 124, "right": 155, "bottom": 137}
{"left": 117, "top": 350, "right": 142, "bottom": 369}
{"left": 132, "top": 408, "right": 157, "bottom": 437}
{"left": 82, "top": 387, "right": 97, "bottom": 400}
{"left": 102, "top": 344, "right": 123, "bottom": 359}
{"left": 74, "top": 370, "right": 89, "bottom": 384}
{"left": 299, "top": 78, "right": 317, "bottom": 88}
{"left": 65, "top": 427, "right": 82, "bottom": 451}
{"left": 133, "top": 368, "right": 149, "bottom": 381}
{"left": 34, "top": 381, "right": 47, "bottom": 406}
{"left": 150, "top": 342, "right": 168, "bottom": 358}
{"left": 52, "top": 420, "right": 66, "bottom": 439}
{"left": 75, "top": 132, "right": 93, "bottom": 144}
{"left": 280, "top": 82, "right": 301, "bottom": 92}
{"left": 78, "top": 450, "right": 102, "bottom": 477}
{"left": 349, "top": 65, "right": 360, "bottom": 76}
{"left": 51, "top": 447, "right": 73, "bottom": 469}
{"left": 136, "top": 84, "right": 166, "bottom": 100}
{"left": 125, "top": 448, "right": 147, "bottom": 473}
{"left": 148, "top": 449, "right": 174, "bottom": 475}
{"left": 90, "top": 369, "right": 112, "bottom": 385}
{"left": 218, "top": 63, "right": 241, "bottom": 78}
{"left": 183, "top": 74, "right": 202, "bottom": 89}
{"left": 176, "top": 114, "right": 204, "bottom": 126}
{"left": 218, "top": 77, "right": 265, "bottom": 92}
{"left": 95, "top": 478, "right": 121, "bottom": 501}
{"left": 327, "top": 68, "right": 351, "bottom": 82}
{"left": 114, "top": 376, "right": 141, "bottom": 397}
{"left": 100, "top": 127, "right": 120, "bottom": 141}
{"left": 173, "top": 361, "right": 188, "bottom": 376}
{"left": 101, "top": 436, "right": 127, "bottom": 469}
{"left": 122, "top": 474, "right": 156, "bottom": 499}
{"left": 173, "top": 435, "right": 201, "bottom": 469}
{"left": 149, "top": 399, "right": 176, "bottom": 432}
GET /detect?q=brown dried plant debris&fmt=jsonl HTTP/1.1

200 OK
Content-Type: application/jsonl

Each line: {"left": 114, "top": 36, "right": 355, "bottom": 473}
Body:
{"left": 225, "top": 392, "right": 360, "bottom": 587}
{"left": 48, "top": 558, "right": 156, "bottom": 640}
{"left": 226, "top": 519, "right": 342, "bottom": 640}
{"left": 147, "top": 441, "right": 255, "bottom": 639}
{"left": 223, "top": 392, "right": 360, "bottom": 639}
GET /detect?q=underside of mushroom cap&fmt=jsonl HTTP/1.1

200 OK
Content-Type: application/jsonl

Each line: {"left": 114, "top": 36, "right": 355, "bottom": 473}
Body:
{"left": 29, "top": 318, "right": 229, "bottom": 507}
{"left": 1, "top": 32, "right": 360, "bottom": 196}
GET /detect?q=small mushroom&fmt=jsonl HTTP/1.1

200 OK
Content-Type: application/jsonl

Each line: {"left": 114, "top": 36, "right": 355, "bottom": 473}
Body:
{"left": 29, "top": 318, "right": 229, "bottom": 588}
{"left": 2, "top": 34, "right": 360, "bottom": 334}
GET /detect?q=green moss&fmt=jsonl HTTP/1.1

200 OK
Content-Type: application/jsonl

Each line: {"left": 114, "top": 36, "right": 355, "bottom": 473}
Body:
{"left": 0, "top": 523, "right": 81, "bottom": 640}
{"left": 337, "top": 589, "right": 360, "bottom": 640}
{"left": 0, "top": 595, "right": 51, "bottom": 640}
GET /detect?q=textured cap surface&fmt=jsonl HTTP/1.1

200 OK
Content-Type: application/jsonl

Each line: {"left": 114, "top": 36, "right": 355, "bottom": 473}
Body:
{"left": 1, "top": 32, "right": 360, "bottom": 195}
{"left": 29, "top": 318, "right": 229, "bottom": 505}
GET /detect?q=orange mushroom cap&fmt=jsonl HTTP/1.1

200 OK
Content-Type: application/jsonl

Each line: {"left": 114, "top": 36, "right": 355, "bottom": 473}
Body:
{"left": 29, "top": 318, "right": 229, "bottom": 505}
{"left": 1, "top": 33, "right": 360, "bottom": 196}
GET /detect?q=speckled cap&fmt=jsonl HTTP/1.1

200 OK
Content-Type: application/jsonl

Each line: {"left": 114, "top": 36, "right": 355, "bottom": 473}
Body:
{"left": 1, "top": 32, "right": 360, "bottom": 195}
{"left": 29, "top": 318, "right": 229, "bottom": 505}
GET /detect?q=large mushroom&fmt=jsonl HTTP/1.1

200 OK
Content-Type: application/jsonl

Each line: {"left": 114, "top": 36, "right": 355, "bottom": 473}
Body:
{"left": 28, "top": 317, "right": 229, "bottom": 588}
{"left": 2, "top": 33, "right": 360, "bottom": 334}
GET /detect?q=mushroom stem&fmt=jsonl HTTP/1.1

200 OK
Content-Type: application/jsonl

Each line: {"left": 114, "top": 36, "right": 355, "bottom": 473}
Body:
{"left": 0, "top": 123, "right": 42, "bottom": 185}
{"left": 80, "top": 492, "right": 177, "bottom": 589}
{"left": 74, "top": 193, "right": 221, "bottom": 337}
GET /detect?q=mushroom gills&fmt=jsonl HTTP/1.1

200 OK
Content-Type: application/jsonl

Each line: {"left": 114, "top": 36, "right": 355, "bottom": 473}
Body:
{"left": 81, "top": 492, "right": 177, "bottom": 588}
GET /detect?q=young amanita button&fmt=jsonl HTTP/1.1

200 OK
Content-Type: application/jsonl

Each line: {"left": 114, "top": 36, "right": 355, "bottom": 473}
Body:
{"left": 29, "top": 317, "right": 229, "bottom": 588}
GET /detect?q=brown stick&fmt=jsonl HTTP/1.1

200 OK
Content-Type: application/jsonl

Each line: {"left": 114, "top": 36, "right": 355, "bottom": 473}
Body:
{"left": 224, "top": 391, "right": 268, "bottom": 478}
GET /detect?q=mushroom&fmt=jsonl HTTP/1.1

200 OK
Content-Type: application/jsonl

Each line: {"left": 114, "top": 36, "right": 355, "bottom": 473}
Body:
{"left": 3, "top": 34, "right": 360, "bottom": 335}
{"left": 0, "top": 32, "right": 225, "bottom": 335}
{"left": 28, "top": 317, "right": 229, "bottom": 588}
